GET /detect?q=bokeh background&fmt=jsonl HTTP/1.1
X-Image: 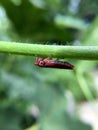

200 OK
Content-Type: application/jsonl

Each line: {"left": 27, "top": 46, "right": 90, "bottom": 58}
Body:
{"left": 0, "top": 0, "right": 98, "bottom": 130}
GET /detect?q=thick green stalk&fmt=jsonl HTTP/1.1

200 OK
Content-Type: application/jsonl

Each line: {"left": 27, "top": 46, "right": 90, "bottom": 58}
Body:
{"left": 0, "top": 41, "right": 98, "bottom": 60}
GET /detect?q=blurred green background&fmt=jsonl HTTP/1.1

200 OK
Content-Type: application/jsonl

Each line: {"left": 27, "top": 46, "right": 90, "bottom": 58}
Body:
{"left": 0, "top": 0, "right": 98, "bottom": 130}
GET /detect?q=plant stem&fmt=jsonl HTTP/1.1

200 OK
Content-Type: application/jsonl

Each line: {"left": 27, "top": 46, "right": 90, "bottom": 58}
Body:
{"left": 54, "top": 15, "right": 88, "bottom": 31}
{"left": 76, "top": 70, "right": 94, "bottom": 101}
{"left": 0, "top": 41, "right": 98, "bottom": 60}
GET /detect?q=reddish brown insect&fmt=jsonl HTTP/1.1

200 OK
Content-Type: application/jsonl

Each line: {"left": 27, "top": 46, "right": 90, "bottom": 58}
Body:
{"left": 34, "top": 58, "right": 74, "bottom": 70}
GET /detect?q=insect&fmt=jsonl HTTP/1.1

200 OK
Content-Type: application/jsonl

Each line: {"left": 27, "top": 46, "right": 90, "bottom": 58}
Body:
{"left": 34, "top": 57, "right": 74, "bottom": 70}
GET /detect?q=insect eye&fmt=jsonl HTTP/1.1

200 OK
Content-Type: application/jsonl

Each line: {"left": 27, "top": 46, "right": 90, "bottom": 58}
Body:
{"left": 39, "top": 61, "right": 44, "bottom": 66}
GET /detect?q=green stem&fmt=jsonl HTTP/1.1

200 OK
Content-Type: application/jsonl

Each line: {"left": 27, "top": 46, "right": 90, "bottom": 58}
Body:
{"left": 76, "top": 70, "right": 94, "bottom": 101}
{"left": 54, "top": 15, "right": 88, "bottom": 31}
{"left": 0, "top": 41, "right": 98, "bottom": 60}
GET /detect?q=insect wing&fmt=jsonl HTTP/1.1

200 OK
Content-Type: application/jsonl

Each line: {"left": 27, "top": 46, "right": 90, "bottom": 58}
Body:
{"left": 43, "top": 60, "right": 74, "bottom": 69}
